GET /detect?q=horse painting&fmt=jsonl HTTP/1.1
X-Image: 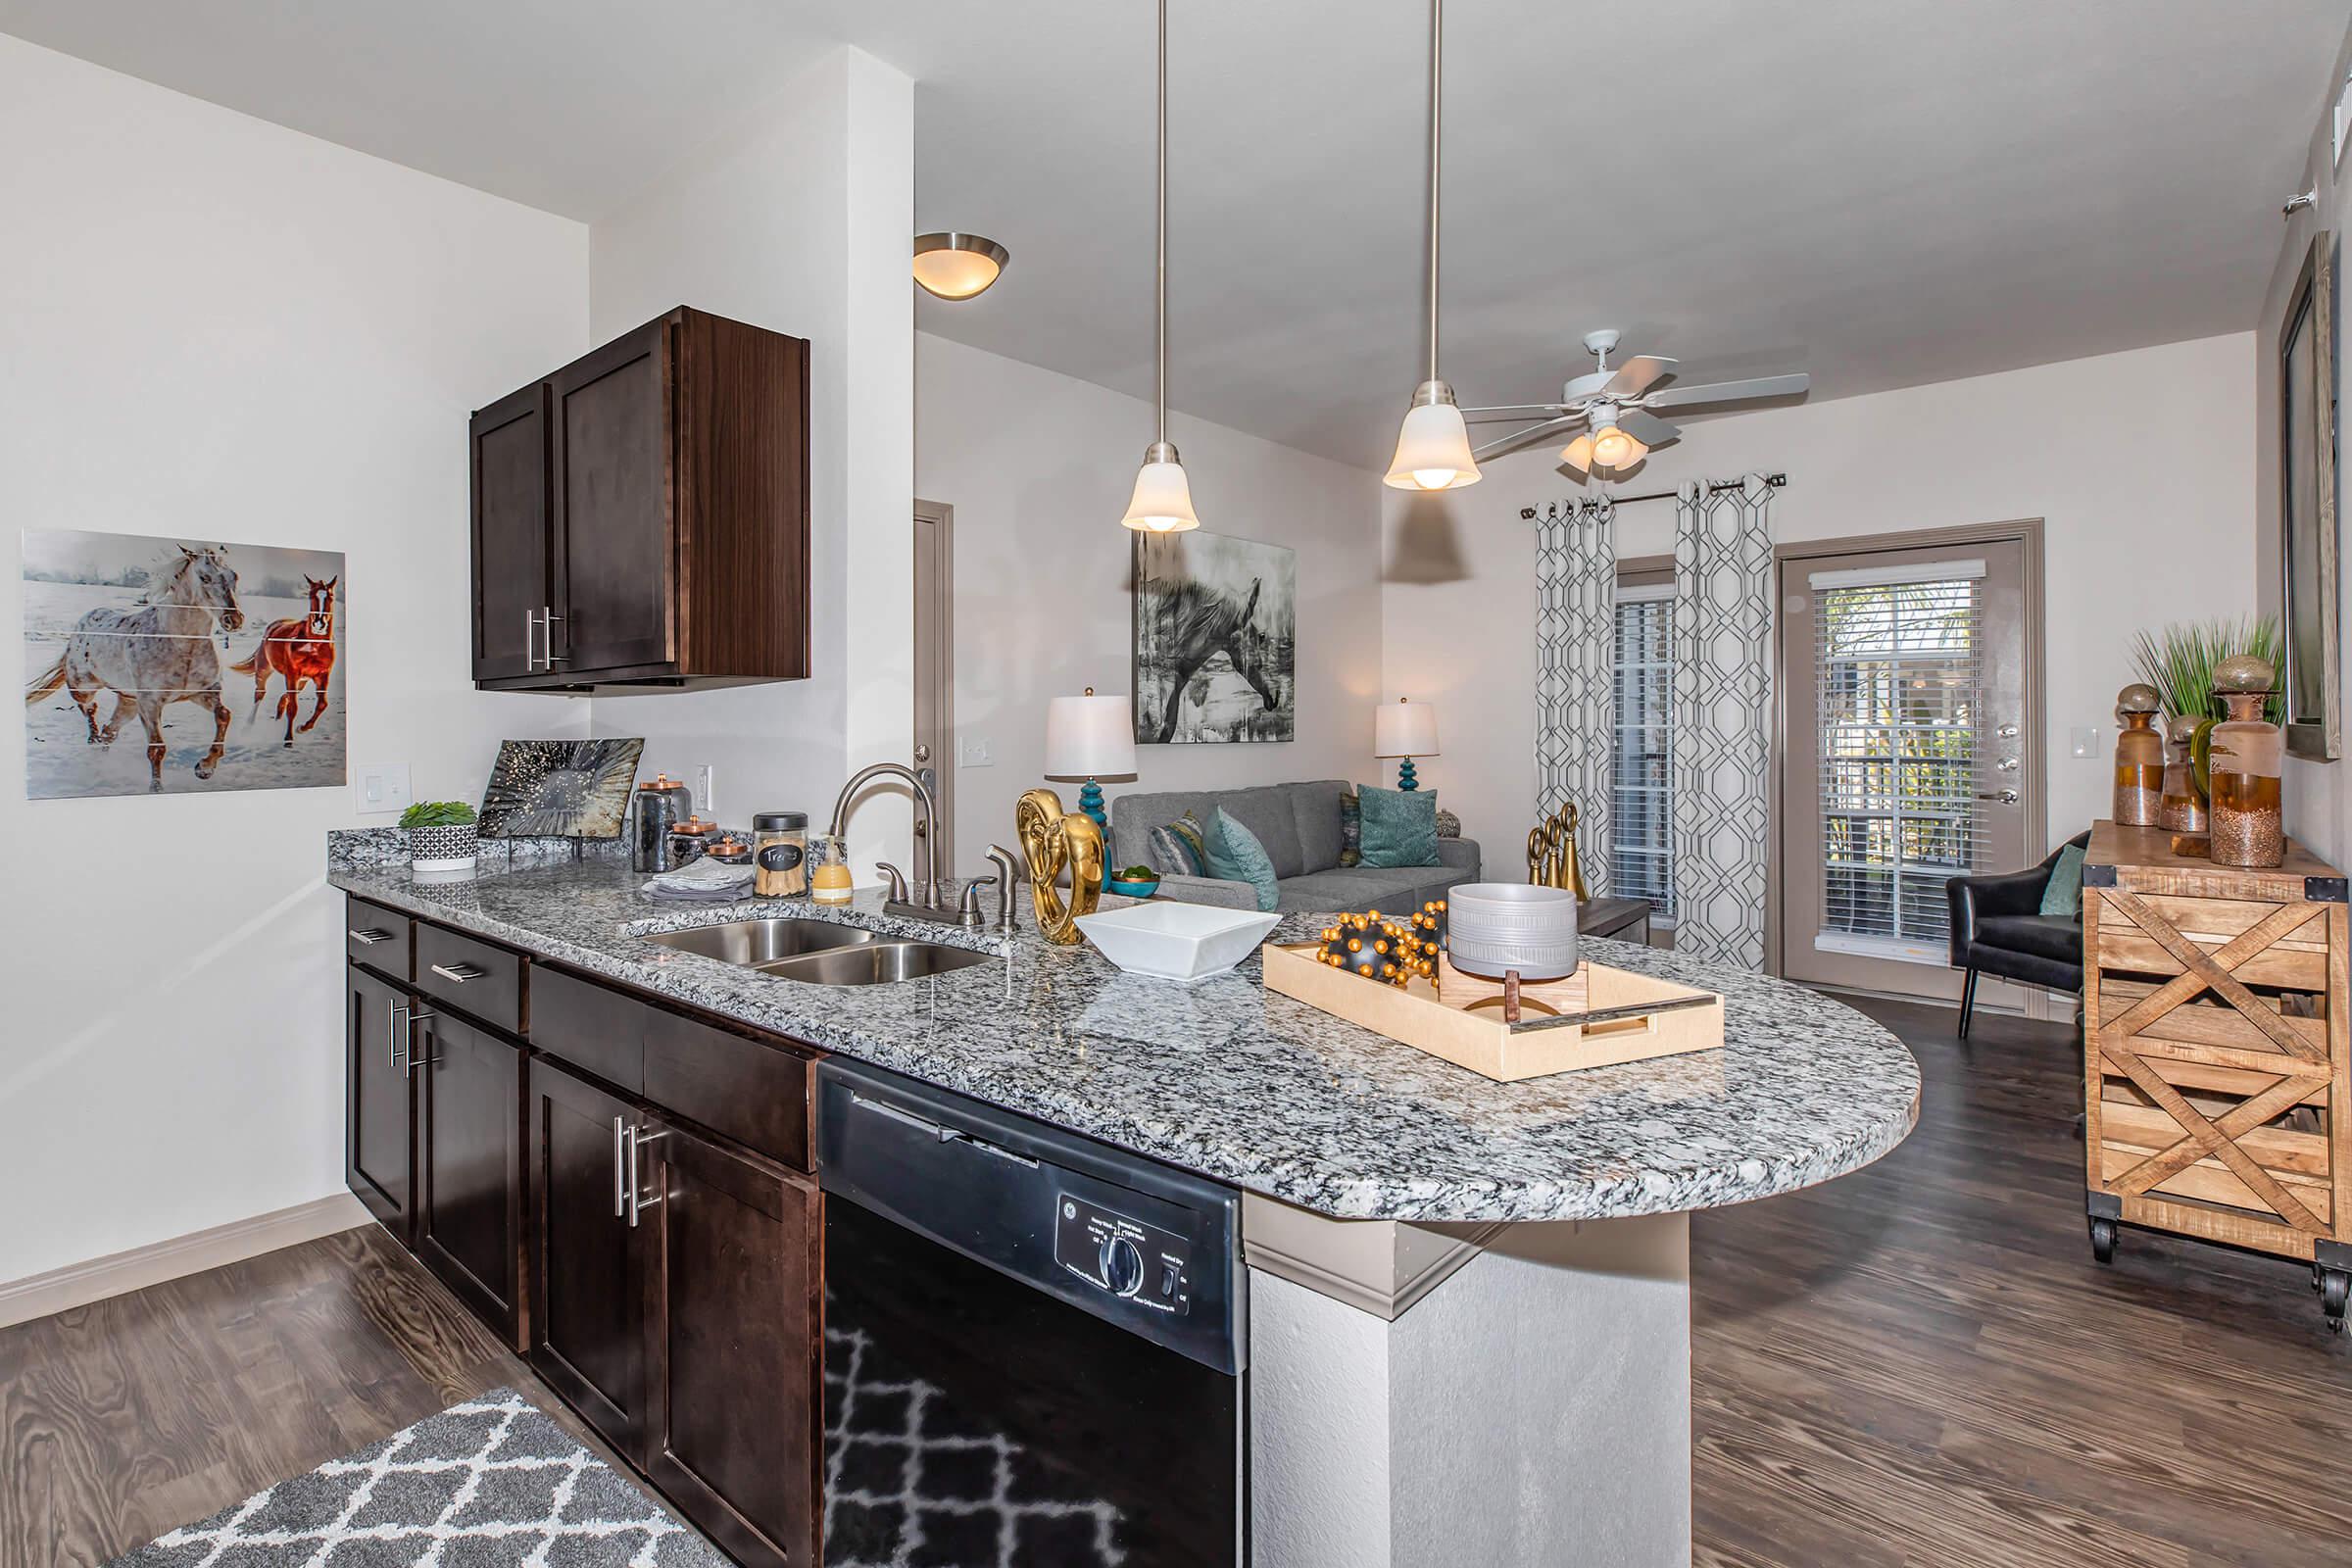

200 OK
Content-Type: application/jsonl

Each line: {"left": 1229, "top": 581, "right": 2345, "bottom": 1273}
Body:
{"left": 231, "top": 574, "right": 338, "bottom": 746}
{"left": 24, "top": 545, "right": 245, "bottom": 792}
{"left": 1133, "top": 530, "right": 1297, "bottom": 744}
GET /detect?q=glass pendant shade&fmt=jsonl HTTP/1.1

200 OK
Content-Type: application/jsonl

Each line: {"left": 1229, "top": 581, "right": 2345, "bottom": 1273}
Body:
{"left": 1120, "top": 442, "right": 1201, "bottom": 532}
{"left": 1589, "top": 424, "right": 1646, "bottom": 470}
{"left": 1384, "top": 395, "right": 1482, "bottom": 490}
{"left": 911, "top": 232, "right": 1009, "bottom": 300}
{"left": 1560, "top": 433, "right": 1595, "bottom": 472}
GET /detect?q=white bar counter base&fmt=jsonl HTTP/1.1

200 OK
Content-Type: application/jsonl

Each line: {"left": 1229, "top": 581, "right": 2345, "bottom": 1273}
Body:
{"left": 1247, "top": 1193, "right": 1690, "bottom": 1567}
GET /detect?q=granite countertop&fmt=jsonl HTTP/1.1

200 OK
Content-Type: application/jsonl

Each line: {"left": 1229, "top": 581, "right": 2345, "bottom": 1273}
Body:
{"left": 329, "top": 846, "right": 1920, "bottom": 1225}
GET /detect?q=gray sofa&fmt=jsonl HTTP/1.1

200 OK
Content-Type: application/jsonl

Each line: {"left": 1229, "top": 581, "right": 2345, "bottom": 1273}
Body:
{"left": 1108, "top": 779, "right": 1481, "bottom": 912}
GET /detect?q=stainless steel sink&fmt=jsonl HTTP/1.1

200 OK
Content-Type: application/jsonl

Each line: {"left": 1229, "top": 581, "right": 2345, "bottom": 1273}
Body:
{"left": 641, "top": 916, "right": 997, "bottom": 986}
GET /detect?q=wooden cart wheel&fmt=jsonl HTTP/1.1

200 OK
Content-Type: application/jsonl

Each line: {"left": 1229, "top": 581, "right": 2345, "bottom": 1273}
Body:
{"left": 2322, "top": 1268, "right": 2349, "bottom": 1333}
{"left": 2089, "top": 1215, "right": 2117, "bottom": 1264}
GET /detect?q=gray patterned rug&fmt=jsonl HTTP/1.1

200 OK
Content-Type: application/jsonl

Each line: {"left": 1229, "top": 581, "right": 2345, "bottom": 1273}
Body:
{"left": 109, "top": 1387, "right": 726, "bottom": 1567}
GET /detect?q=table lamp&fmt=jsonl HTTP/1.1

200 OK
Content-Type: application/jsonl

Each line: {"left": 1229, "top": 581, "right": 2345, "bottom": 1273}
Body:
{"left": 1045, "top": 688, "right": 1138, "bottom": 831}
{"left": 1374, "top": 697, "right": 1439, "bottom": 790}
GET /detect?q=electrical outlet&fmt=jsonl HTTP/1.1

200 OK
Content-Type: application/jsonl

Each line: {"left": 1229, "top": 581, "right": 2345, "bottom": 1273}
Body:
{"left": 2070, "top": 726, "right": 2104, "bottom": 760}
{"left": 693, "top": 765, "right": 715, "bottom": 814}
{"left": 355, "top": 762, "right": 414, "bottom": 815}
{"left": 959, "top": 735, "right": 994, "bottom": 768}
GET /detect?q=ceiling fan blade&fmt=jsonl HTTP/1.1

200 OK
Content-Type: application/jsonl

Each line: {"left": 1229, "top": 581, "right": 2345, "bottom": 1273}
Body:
{"left": 1645, "top": 372, "right": 1809, "bottom": 410}
{"left": 1471, "top": 415, "right": 1583, "bottom": 463}
{"left": 1457, "top": 403, "right": 1571, "bottom": 422}
{"left": 1616, "top": 408, "right": 1680, "bottom": 447}
{"left": 1601, "top": 355, "right": 1677, "bottom": 399}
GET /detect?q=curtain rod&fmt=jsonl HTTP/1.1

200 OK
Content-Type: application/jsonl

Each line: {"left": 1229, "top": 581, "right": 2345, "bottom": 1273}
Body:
{"left": 1518, "top": 471, "right": 1787, "bottom": 521}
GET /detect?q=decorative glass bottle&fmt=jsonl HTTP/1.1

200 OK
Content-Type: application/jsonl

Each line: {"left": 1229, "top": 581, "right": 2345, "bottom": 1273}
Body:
{"left": 2207, "top": 656, "right": 2284, "bottom": 868}
{"left": 2111, "top": 683, "right": 2165, "bottom": 827}
{"left": 2157, "top": 713, "right": 2208, "bottom": 835}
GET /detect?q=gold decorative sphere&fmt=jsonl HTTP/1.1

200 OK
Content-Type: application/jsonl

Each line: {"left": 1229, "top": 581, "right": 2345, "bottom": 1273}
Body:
{"left": 2212, "top": 654, "right": 2276, "bottom": 695}
{"left": 2115, "top": 683, "right": 2162, "bottom": 714}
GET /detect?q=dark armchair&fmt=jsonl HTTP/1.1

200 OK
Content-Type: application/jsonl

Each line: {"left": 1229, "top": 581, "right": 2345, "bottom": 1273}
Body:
{"left": 1946, "top": 830, "right": 2091, "bottom": 1038}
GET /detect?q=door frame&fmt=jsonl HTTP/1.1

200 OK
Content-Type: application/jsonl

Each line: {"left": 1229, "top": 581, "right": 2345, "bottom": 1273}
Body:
{"left": 1767, "top": 518, "right": 2048, "bottom": 1006}
{"left": 913, "top": 499, "right": 956, "bottom": 877}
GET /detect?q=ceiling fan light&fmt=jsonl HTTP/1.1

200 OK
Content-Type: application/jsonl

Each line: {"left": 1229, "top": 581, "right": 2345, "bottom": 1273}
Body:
{"left": 1560, "top": 433, "right": 1595, "bottom": 472}
{"left": 1385, "top": 390, "right": 1483, "bottom": 491}
{"left": 912, "top": 232, "right": 1010, "bottom": 299}
{"left": 1120, "top": 441, "right": 1201, "bottom": 532}
{"left": 1590, "top": 424, "right": 1646, "bottom": 471}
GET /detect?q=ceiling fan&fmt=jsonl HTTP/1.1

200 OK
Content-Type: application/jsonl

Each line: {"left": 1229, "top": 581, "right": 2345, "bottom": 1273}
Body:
{"left": 1460, "top": 329, "right": 1810, "bottom": 474}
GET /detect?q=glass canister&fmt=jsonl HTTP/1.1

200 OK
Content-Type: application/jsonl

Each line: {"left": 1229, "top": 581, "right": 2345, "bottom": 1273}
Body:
{"left": 2157, "top": 713, "right": 2208, "bottom": 835}
{"left": 754, "top": 810, "right": 809, "bottom": 898}
{"left": 666, "top": 814, "right": 716, "bottom": 868}
{"left": 808, "top": 833, "right": 854, "bottom": 906}
{"left": 2207, "top": 656, "right": 2284, "bottom": 868}
{"left": 632, "top": 773, "right": 693, "bottom": 872}
{"left": 2112, "top": 683, "right": 2164, "bottom": 827}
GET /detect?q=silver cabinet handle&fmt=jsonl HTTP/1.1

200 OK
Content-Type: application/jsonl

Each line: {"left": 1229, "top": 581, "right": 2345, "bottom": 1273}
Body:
{"left": 612, "top": 1116, "right": 629, "bottom": 1218}
{"left": 348, "top": 927, "right": 394, "bottom": 945}
{"left": 543, "top": 607, "right": 566, "bottom": 665}
{"left": 626, "top": 1124, "right": 667, "bottom": 1228}
{"left": 390, "top": 1000, "right": 407, "bottom": 1072}
{"left": 389, "top": 1002, "right": 436, "bottom": 1074}
{"left": 429, "top": 961, "right": 488, "bottom": 984}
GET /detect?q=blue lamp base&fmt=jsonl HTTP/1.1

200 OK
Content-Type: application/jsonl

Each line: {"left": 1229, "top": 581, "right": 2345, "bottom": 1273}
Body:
{"left": 1396, "top": 758, "right": 1419, "bottom": 791}
{"left": 1077, "top": 777, "right": 1108, "bottom": 830}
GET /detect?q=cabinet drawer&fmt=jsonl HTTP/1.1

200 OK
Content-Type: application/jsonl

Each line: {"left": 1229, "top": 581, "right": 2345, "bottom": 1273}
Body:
{"left": 531, "top": 967, "right": 645, "bottom": 1094}
{"left": 643, "top": 1008, "right": 811, "bottom": 1171}
{"left": 416, "top": 923, "right": 524, "bottom": 1034}
{"left": 346, "top": 897, "right": 413, "bottom": 978}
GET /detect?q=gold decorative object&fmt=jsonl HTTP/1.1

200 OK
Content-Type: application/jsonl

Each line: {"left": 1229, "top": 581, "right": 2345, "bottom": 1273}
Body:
{"left": 1014, "top": 787, "right": 1105, "bottom": 945}
{"left": 1312, "top": 909, "right": 1441, "bottom": 987}
{"left": 1526, "top": 804, "right": 1588, "bottom": 900}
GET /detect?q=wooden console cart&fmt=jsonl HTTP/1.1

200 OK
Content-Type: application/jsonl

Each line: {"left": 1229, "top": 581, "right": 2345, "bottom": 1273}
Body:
{"left": 2082, "top": 819, "right": 2352, "bottom": 1329}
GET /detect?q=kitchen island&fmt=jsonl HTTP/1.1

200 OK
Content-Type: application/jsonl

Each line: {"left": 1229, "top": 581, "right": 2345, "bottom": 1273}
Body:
{"left": 330, "top": 838, "right": 1918, "bottom": 1566}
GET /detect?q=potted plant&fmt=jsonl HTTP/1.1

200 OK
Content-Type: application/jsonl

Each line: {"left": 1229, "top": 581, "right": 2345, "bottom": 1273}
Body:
{"left": 401, "top": 800, "right": 479, "bottom": 872}
{"left": 2132, "top": 614, "right": 2283, "bottom": 800}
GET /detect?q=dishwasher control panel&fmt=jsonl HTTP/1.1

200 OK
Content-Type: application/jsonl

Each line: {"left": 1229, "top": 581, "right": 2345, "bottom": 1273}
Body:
{"left": 1055, "top": 1195, "right": 1194, "bottom": 1316}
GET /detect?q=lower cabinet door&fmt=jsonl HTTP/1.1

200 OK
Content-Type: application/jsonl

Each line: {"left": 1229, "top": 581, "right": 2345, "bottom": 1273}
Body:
{"left": 346, "top": 966, "right": 416, "bottom": 1245}
{"left": 642, "top": 1117, "right": 821, "bottom": 1568}
{"left": 416, "top": 1009, "right": 525, "bottom": 1349}
{"left": 528, "top": 1056, "right": 646, "bottom": 1458}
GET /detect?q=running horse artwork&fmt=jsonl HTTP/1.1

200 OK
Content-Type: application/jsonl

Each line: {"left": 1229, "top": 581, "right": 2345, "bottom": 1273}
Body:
{"left": 24, "top": 544, "right": 245, "bottom": 792}
{"left": 1133, "top": 529, "right": 1297, "bottom": 744}
{"left": 231, "top": 574, "right": 339, "bottom": 746}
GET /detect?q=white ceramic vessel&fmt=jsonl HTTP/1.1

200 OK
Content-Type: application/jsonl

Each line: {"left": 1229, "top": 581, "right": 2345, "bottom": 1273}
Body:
{"left": 1446, "top": 882, "right": 1581, "bottom": 980}
{"left": 1075, "top": 902, "right": 1283, "bottom": 983}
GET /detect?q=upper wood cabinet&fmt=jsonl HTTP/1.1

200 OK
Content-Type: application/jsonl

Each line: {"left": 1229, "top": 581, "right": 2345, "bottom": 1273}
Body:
{"left": 470, "top": 307, "right": 810, "bottom": 693}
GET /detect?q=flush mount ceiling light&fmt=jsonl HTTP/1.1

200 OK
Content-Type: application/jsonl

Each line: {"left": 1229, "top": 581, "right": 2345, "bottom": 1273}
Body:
{"left": 911, "top": 231, "right": 1010, "bottom": 300}
{"left": 1120, "top": 0, "right": 1201, "bottom": 532}
{"left": 1383, "top": 0, "right": 1480, "bottom": 493}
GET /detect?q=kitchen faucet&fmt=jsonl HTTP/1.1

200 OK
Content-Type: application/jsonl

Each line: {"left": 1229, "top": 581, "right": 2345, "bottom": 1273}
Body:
{"left": 829, "top": 761, "right": 943, "bottom": 912}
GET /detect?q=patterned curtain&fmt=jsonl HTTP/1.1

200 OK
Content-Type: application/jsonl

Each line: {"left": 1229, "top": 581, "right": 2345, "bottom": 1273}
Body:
{"left": 1534, "top": 497, "right": 1616, "bottom": 896}
{"left": 1672, "top": 476, "right": 1775, "bottom": 966}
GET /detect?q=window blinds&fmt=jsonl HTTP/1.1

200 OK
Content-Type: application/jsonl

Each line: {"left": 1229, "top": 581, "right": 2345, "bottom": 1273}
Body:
{"left": 1612, "top": 586, "right": 1675, "bottom": 919}
{"left": 1812, "top": 565, "right": 1984, "bottom": 961}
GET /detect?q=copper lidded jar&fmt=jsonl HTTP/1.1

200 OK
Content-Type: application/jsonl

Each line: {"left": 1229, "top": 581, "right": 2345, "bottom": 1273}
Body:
{"left": 2207, "top": 655, "right": 2284, "bottom": 868}
{"left": 2157, "top": 712, "right": 2208, "bottom": 835}
{"left": 2112, "top": 683, "right": 2165, "bottom": 827}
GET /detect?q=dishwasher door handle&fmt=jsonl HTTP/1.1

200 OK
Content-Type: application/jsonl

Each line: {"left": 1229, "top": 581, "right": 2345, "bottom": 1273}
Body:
{"left": 850, "top": 1090, "right": 949, "bottom": 1140}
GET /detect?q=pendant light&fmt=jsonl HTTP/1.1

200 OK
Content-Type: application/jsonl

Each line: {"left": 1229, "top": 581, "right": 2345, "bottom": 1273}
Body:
{"left": 912, "top": 232, "right": 1010, "bottom": 300}
{"left": 1120, "top": 0, "right": 1201, "bottom": 532}
{"left": 1384, "top": 0, "right": 1480, "bottom": 492}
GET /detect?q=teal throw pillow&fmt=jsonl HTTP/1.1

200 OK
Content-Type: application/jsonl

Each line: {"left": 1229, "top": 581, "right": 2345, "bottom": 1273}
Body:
{"left": 1202, "top": 808, "right": 1281, "bottom": 912}
{"left": 2039, "top": 842, "right": 2086, "bottom": 917}
{"left": 1356, "top": 784, "right": 1440, "bottom": 869}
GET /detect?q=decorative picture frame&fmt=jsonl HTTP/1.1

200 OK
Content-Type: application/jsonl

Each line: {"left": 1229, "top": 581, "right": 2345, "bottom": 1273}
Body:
{"left": 1131, "top": 529, "right": 1298, "bottom": 745}
{"left": 2280, "top": 231, "right": 2341, "bottom": 761}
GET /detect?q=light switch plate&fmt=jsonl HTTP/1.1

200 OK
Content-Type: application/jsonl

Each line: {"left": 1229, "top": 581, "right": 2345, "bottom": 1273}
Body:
{"left": 2070, "top": 726, "right": 2103, "bottom": 760}
{"left": 959, "top": 735, "right": 994, "bottom": 768}
{"left": 356, "top": 762, "right": 414, "bottom": 815}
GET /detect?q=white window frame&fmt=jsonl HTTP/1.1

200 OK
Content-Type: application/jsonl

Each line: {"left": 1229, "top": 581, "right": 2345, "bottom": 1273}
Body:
{"left": 1611, "top": 573, "right": 1676, "bottom": 925}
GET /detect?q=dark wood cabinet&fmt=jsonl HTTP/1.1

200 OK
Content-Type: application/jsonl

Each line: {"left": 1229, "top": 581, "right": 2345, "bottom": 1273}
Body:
{"left": 416, "top": 1009, "right": 527, "bottom": 1349}
{"left": 528, "top": 1055, "right": 647, "bottom": 1458}
{"left": 642, "top": 1118, "right": 822, "bottom": 1568}
{"left": 346, "top": 965, "right": 416, "bottom": 1245}
{"left": 470, "top": 307, "right": 809, "bottom": 693}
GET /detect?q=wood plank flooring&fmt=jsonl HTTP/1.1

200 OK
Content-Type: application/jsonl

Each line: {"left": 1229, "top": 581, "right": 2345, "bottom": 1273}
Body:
{"left": 3, "top": 998, "right": 2348, "bottom": 1565}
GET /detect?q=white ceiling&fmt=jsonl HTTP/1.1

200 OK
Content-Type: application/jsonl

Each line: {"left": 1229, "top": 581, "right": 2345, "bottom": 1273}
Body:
{"left": 4, "top": 0, "right": 2345, "bottom": 467}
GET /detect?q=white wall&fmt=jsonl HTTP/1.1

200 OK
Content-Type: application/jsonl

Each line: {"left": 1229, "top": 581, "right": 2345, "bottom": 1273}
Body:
{"left": 0, "top": 35, "right": 587, "bottom": 1285}
{"left": 915, "top": 332, "right": 1389, "bottom": 872}
{"left": 1385, "top": 333, "right": 2257, "bottom": 861}
{"left": 2256, "top": 20, "right": 2352, "bottom": 866}
{"left": 588, "top": 47, "right": 916, "bottom": 882}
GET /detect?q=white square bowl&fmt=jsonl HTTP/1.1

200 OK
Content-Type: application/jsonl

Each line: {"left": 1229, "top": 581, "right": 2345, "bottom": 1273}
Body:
{"left": 1075, "top": 902, "right": 1283, "bottom": 983}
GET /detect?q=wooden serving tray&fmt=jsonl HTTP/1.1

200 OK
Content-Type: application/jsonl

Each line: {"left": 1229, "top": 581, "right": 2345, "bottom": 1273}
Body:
{"left": 1261, "top": 945, "right": 1724, "bottom": 1082}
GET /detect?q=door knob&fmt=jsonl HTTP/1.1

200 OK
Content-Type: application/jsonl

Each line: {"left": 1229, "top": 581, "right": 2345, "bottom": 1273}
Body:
{"left": 1996, "top": 724, "right": 2019, "bottom": 739}
{"left": 1976, "top": 789, "right": 2020, "bottom": 805}
{"left": 1996, "top": 757, "right": 2019, "bottom": 772}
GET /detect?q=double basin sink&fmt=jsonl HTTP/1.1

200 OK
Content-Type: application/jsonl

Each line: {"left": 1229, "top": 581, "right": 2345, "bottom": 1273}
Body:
{"left": 643, "top": 916, "right": 998, "bottom": 987}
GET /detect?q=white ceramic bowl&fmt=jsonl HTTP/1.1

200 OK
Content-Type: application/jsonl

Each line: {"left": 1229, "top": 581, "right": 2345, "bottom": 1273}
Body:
{"left": 1446, "top": 882, "right": 1581, "bottom": 980}
{"left": 1075, "top": 902, "right": 1283, "bottom": 983}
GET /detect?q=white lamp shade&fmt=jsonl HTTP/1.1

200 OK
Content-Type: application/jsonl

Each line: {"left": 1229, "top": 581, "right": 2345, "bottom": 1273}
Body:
{"left": 1559, "top": 432, "right": 1595, "bottom": 472}
{"left": 1045, "top": 693, "right": 1139, "bottom": 778}
{"left": 1589, "top": 425, "right": 1648, "bottom": 471}
{"left": 1374, "top": 699, "right": 1440, "bottom": 758}
{"left": 1120, "top": 457, "right": 1202, "bottom": 532}
{"left": 1382, "top": 401, "right": 1483, "bottom": 491}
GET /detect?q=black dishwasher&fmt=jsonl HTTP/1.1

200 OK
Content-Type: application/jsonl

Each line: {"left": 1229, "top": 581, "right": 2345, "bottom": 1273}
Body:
{"left": 815, "top": 1058, "right": 1246, "bottom": 1567}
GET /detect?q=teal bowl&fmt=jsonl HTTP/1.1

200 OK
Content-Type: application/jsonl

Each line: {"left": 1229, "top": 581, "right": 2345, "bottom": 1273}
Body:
{"left": 1104, "top": 874, "right": 1161, "bottom": 900}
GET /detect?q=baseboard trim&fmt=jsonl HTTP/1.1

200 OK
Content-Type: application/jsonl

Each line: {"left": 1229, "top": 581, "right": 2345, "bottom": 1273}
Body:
{"left": 0, "top": 1192, "right": 369, "bottom": 1331}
